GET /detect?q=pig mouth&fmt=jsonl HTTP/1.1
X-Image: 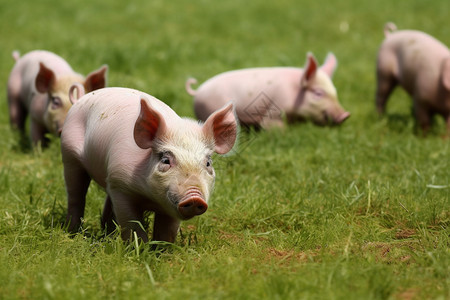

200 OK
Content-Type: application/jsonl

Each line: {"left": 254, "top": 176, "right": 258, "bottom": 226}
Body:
{"left": 177, "top": 188, "right": 208, "bottom": 220}
{"left": 54, "top": 121, "right": 63, "bottom": 136}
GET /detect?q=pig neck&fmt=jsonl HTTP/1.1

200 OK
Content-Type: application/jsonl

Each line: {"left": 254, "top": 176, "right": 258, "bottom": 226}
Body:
{"left": 283, "top": 88, "right": 306, "bottom": 123}
{"left": 292, "top": 86, "right": 306, "bottom": 111}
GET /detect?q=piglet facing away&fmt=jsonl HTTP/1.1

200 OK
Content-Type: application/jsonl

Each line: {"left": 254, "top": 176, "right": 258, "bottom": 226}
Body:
{"left": 7, "top": 50, "right": 108, "bottom": 146}
{"left": 376, "top": 23, "right": 450, "bottom": 133}
{"left": 186, "top": 53, "right": 350, "bottom": 128}
{"left": 61, "top": 87, "right": 238, "bottom": 243}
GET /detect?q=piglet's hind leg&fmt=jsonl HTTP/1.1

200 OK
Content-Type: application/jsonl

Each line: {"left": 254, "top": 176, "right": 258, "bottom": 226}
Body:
{"left": 375, "top": 71, "right": 397, "bottom": 115}
{"left": 64, "top": 162, "right": 91, "bottom": 233}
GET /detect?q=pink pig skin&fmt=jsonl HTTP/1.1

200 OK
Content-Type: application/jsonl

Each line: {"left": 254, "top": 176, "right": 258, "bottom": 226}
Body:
{"left": 376, "top": 23, "right": 450, "bottom": 133}
{"left": 61, "top": 87, "right": 238, "bottom": 243}
{"left": 186, "top": 53, "right": 350, "bottom": 128}
{"left": 7, "top": 50, "right": 108, "bottom": 146}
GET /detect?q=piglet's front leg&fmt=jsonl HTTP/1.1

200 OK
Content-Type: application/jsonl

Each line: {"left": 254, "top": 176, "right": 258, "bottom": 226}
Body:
{"left": 153, "top": 213, "right": 180, "bottom": 243}
{"left": 110, "top": 189, "right": 148, "bottom": 242}
{"left": 101, "top": 195, "right": 117, "bottom": 235}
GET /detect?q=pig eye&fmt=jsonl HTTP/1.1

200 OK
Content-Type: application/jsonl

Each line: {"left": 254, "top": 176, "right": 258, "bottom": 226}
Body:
{"left": 50, "top": 96, "right": 62, "bottom": 109}
{"left": 206, "top": 157, "right": 212, "bottom": 168}
{"left": 311, "top": 88, "right": 325, "bottom": 99}
{"left": 158, "top": 151, "right": 174, "bottom": 172}
{"left": 205, "top": 156, "right": 214, "bottom": 175}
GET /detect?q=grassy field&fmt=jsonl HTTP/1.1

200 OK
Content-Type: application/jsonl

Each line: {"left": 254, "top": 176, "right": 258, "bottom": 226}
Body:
{"left": 0, "top": 0, "right": 449, "bottom": 299}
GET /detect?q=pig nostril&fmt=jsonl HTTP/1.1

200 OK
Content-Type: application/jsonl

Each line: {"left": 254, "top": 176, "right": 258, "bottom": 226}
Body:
{"left": 195, "top": 204, "right": 206, "bottom": 213}
{"left": 180, "top": 202, "right": 193, "bottom": 208}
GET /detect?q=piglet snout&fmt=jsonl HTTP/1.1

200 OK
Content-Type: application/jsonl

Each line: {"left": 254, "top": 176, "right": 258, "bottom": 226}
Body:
{"left": 335, "top": 111, "right": 351, "bottom": 124}
{"left": 178, "top": 189, "right": 208, "bottom": 219}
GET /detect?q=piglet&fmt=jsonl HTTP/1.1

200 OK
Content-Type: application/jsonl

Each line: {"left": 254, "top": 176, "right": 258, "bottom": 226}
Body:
{"left": 186, "top": 53, "right": 350, "bottom": 128}
{"left": 376, "top": 23, "right": 450, "bottom": 133}
{"left": 7, "top": 50, "right": 108, "bottom": 146}
{"left": 61, "top": 87, "right": 238, "bottom": 243}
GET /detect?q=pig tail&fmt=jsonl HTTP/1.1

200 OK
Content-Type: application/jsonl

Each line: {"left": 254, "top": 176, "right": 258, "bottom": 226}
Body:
{"left": 12, "top": 50, "right": 20, "bottom": 61}
{"left": 185, "top": 78, "right": 198, "bottom": 96}
{"left": 69, "top": 83, "right": 86, "bottom": 104}
{"left": 384, "top": 22, "right": 397, "bottom": 37}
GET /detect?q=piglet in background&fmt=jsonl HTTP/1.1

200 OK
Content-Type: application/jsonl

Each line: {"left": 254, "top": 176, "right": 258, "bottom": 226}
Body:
{"left": 7, "top": 50, "right": 108, "bottom": 146}
{"left": 186, "top": 53, "right": 350, "bottom": 129}
{"left": 61, "top": 87, "right": 238, "bottom": 243}
{"left": 376, "top": 23, "right": 450, "bottom": 133}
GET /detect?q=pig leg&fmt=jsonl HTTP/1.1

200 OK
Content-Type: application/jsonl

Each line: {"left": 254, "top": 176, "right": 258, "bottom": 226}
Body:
{"left": 8, "top": 98, "right": 27, "bottom": 132}
{"left": 8, "top": 96, "right": 28, "bottom": 148}
{"left": 7, "top": 81, "right": 27, "bottom": 133}
{"left": 30, "top": 120, "right": 48, "bottom": 146}
{"left": 413, "top": 101, "right": 432, "bottom": 133}
{"left": 446, "top": 115, "right": 450, "bottom": 137}
{"left": 64, "top": 162, "right": 91, "bottom": 232}
{"left": 101, "top": 195, "right": 117, "bottom": 234}
{"left": 375, "top": 70, "right": 397, "bottom": 114}
{"left": 109, "top": 190, "right": 148, "bottom": 242}
{"left": 152, "top": 213, "right": 180, "bottom": 243}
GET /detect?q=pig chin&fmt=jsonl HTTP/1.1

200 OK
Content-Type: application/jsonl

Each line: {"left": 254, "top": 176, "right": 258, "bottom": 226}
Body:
{"left": 45, "top": 112, "right": 66, "bottom": 136}
{"left": 51, "top": 120, "right": 64, "bottom": 136}
{"left": 44, "top": 118, "right": 61, "bottom": 136}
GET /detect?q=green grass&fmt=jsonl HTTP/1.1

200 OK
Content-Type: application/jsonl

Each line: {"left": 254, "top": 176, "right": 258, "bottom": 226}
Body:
{"left": 0, "top": 0, "right": 449, "bottom": 299}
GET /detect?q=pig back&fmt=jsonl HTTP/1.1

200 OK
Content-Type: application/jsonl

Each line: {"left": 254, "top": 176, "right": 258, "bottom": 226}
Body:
{"left": 194, "top": 67, "right": 302, "bottom": 123}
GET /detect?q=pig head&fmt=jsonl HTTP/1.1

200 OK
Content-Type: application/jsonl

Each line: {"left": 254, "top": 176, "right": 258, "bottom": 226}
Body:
{"left": 376, "top": 23, "right": 450, "bottom": 133}
{"left": 288, "top": 53, "right": 350, "bottom": 126}
{"left": 186, "top": 53, "right": 350, "bottom": 128}
{"left": 7, "top": 50, "right": 108, "bottom": 146}
{"left": 61, "top": 87, "right": 238, "bottom": 243}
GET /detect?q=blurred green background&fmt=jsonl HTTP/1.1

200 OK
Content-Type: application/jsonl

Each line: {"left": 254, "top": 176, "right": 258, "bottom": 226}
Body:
{"left": 0, "top": 0, "right": 448, "bottom": 299}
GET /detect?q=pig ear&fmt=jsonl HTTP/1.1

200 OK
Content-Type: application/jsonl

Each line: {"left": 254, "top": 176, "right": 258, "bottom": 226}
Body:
{"left": 202, "top": 102, "right": 238, "bottom": 154}
{"left": 301, "top": 53, "right": 318, "bottom": 85}
{"left": 442, "top": 58, "right": 450, "bottom": 90}
{"left": 84, "top": 65, "right": 108, "bottom": 92}
{"left": 321, "top": 52, "right": 338, "bottom": 78}
{"left": 134, "top": 98, "right": 167, "bottom": 149}
{"left": 35, "top": 62, "right": 55, "bottom": 93}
